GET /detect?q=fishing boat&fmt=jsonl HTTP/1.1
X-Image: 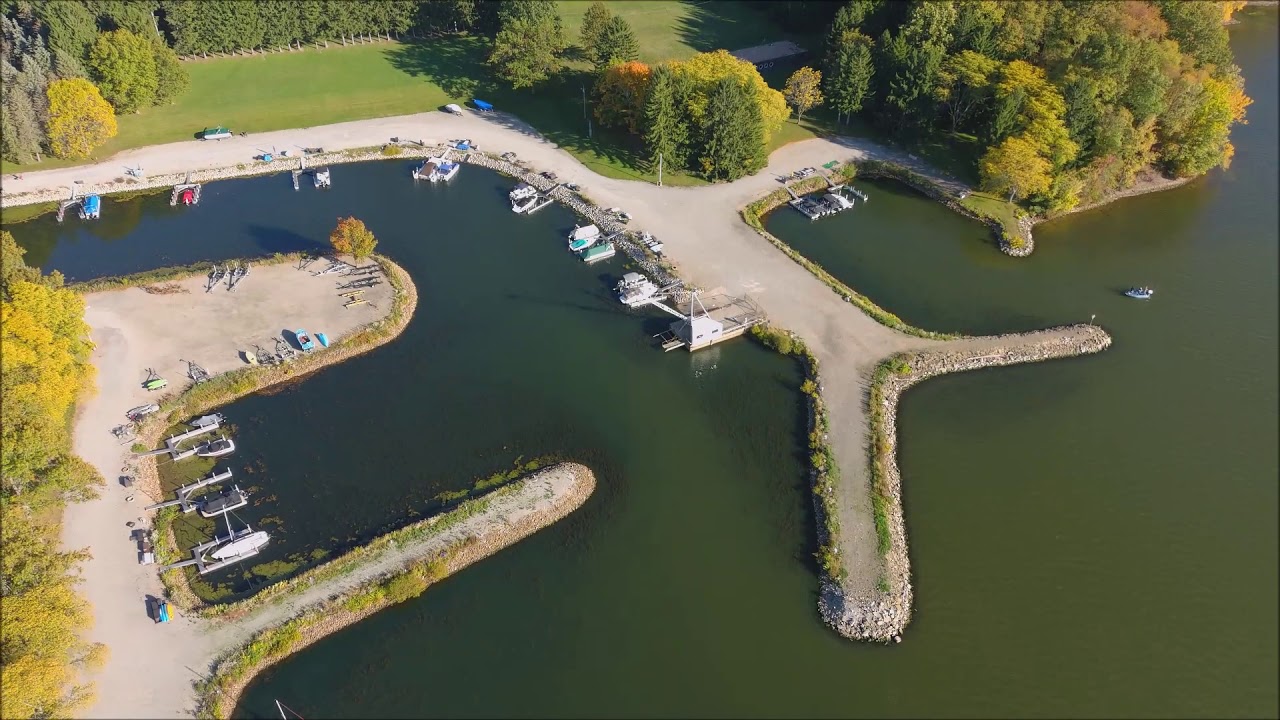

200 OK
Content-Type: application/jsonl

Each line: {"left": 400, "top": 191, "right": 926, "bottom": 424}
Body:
{"left": 1124, "top": 286, "right": 1155, "bottom": 299}
{"left": 209, "top": 526, "right": 269, "bottom": 561}
{"left": 195, "top": 436, "right": 235, "bottom": 457}
{"left": 616, "top": 272, "right": 660, "bottom": 307}
{"left": 295, "top": 329, "right": 315, "bottom": 351}
{"left": 126, "top": 403, "right": 160, "bottom": 421}
{"left": 199, "top": 486, "right": 249, "bottom": 518}
{"left": 579, "top": 242, "right": 616, "bottom": 264}
{"left": 316, "top": 332, "right": 329, "bottom": 348}
{"left": 144, "top": 378, "right": 168, "bottom": 391}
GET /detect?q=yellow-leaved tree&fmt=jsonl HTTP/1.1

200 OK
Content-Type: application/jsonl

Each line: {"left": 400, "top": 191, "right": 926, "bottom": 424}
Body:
{"left": 0, "top": 230, "right": 104, "bottom": 719}
{"left": 784, "top": 66, "right": 824, "bottom": 123}
{"left": 593, "top": 61, "right": 652, "bottom": 134}
{"left": 329, "top": 217, "right": 378, "bottom": 261}
{"left": 673, "top": 50, "right": 789, "bottom": 142}
{"left": 45, "top": 78, "right": 118, "bottom": 160}
{"left": 979, "top": 134, "right": 1052, "bottom": 201}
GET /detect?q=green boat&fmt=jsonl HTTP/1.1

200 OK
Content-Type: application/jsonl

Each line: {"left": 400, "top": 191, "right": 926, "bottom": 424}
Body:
{"left": 579, "top": 242, "right": 617, "bottom": 264}
{"left": 144, "top": 378, "right": 167, "bottom": 391}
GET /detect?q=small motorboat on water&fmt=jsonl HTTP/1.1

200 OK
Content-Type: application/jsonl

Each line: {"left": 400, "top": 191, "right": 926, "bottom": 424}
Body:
{"left": 1124, "top": 286, "right": 1155, "bottom": 299}
{"left": 196, "top": 436, "right": 235, "bottom": 457}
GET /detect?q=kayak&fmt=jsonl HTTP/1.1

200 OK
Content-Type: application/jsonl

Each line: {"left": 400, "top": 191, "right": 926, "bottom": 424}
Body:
{"left": 316, "top": 332, "right": 329, "bottom": 348}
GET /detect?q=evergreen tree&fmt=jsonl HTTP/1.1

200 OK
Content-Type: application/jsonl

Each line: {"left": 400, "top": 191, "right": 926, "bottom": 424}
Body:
{"left": 824, "top": 29, "right": 874, "bottom": 123}
{"left": 488, "top": 2, "right": 564, "bottom": 89}
{"left": 1, "top": 61, "right": 46, "bottom": 163}
{"left": 88, "top": 28, "right": 157, "bottom": 113}
{"left": 642, "top": 64, "right": 688, "bottom": 173}
{"left": 593, "top": 14, "right": 638, "bottom": 70}
{"left": 579, "top": 0, "right": 610, "bottom": 63}
{"left": 149, "top": 36, "right": 187, "bottom": 104}
{"left": 698, "top": 76, "right": 764, "bottom": 181}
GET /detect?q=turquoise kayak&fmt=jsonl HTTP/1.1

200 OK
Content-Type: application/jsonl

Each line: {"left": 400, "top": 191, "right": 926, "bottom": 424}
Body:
{"left": 316, "top": 333, "right": 329, "bottom": 348}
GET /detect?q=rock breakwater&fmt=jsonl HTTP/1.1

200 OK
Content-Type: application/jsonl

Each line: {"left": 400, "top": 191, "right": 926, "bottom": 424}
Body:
{"left": 821, "top": 323, "right": 1113, "bottom": 641}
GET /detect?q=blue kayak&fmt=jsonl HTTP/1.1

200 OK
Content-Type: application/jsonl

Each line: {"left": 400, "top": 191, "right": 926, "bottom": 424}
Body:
{"left": 316, "top": 332, "right": 329, "bottom": 348}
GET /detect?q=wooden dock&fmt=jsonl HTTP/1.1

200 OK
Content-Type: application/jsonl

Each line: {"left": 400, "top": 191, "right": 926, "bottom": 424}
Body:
{"left": 145, "top": 468, "right": 233, "bottom": 513}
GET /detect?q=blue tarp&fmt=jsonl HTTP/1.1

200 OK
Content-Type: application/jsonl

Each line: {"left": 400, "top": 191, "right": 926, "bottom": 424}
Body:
{"left": 472, "top": 99, "right": 493, "bottom": 111}
{"left": 83, "top": 196, "right": 100, "bottom": 213}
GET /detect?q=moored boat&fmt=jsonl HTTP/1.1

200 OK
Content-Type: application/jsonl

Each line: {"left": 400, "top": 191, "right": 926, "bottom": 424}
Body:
{"left": 512, "top": 193, "right": 538, "bottom": 214}
{"left": 210, "top": 528, "right": 269, "bottom": 560}
{"left": 580, "top": 242, "right": 616, "bottom": 264}
{"left": 617, "top": 272, "right": 659, "bottom": 307}
{"left": 199, "top": 485, "right": 249, "bottom": 518}
{"left": 196, "top": 436, "right": 235, "bottom": 457}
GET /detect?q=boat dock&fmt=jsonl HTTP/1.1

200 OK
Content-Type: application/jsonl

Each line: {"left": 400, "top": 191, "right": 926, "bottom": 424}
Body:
{"left": 170, "top": 182, "right": 201, "bottom": 206}
{"left": 788, "top": 183, "right": 860, "bottom": 220}
{"left": 145, "top": 468, "right": 233, "bottom": 513}
{"left": 647, "top": 291, "right": 767, "bottom": 352}
{"left": 160, "top": 523, "right": 263, "bottom": 575}
{"left": 137, "top": 417, "right": 222, "bottom": 460}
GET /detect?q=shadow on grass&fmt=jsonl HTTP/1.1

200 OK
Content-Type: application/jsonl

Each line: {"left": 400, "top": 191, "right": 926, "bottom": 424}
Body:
{"left": 673, "top": 0, "right": 800, "bottom": 55}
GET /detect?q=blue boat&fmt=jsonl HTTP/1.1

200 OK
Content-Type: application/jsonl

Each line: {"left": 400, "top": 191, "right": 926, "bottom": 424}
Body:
{"left": 81, "top": 195, "right": 101, "bottom": 219}
{"left": 295, "top": 329, "right": 315, "bottom": 351}
{"left": 316, "top": 332, "right": 329, "bottom": 348}
{"left": 157, "top": 600, "right": 170, "bottom": 623}
{"left": 472, "top": 98, "right": 493, "bottom": 112}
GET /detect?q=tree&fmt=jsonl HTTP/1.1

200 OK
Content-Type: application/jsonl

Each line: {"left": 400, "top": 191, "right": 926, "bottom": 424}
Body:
{"left": 593, "top": 14, "right": 638, "bottom": 70}
{"left": 88, "top": 29, "right": 157, "bottom": 113}
{"left": 824, "top": 29, "right": 874, "bottom": 123}
{"left": 579, "top": 1, "right": 610, "bottom": 63}
{"left": 488, "top": 1, "right": 564, "bottom": 88}
{"left": 149, "top": 37, "right": 189, "bottom": 106}
{"left": 979, "top": 134, "right": 1051, "bottom": 200}
{"left": 934, "top": 49, "right": 997, "bottom": 132}
{"left": 784, "top": 66, "right": 823, "bottom": 123}
{"left": 30, "top": 0, "right": 97, "bottom": 76}
{"left": 594, "top": 61, "right": 651, "bottom": 134}
{"left": 675, "top": 49, "right": 789, "bottom": 142}
{"left": 45, "top": 78, "right": 117, "bottom": 160}
{"left": 1157, "top": 71, "right": 1249, "bottom": 177}
{"left": 698, "top": 76, "right": 765, "bottom": 181}
{"left": 329, "top": 216, "right": 378, "bottom": 260}
{"left": 1156, "top": 0, "right": 1231, "bottom": 70}
{"left": 876, "top": 29, "right": 945, "bottom": 133}
{"left": 642, "top": 63, "right": 690, "bottom": 174}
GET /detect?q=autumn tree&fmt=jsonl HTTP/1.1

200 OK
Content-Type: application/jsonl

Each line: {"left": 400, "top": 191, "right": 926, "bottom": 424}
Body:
{"left": 979, "top": 134, "right": 1052, "bottom": 201}
{"left": 784, "top": 66, "right": 823, "bottom": 123}
{"left": 698, "top": 76, "right": 765, "bottom": 181}
{"left": 675, "top": 49, "right": 789, "bottom": 142}
{"left": 45, "top": 78, "right": 117, "bottom": 160}
{"left": 593, "top": 15, "right": 639, "bottom": 70}
{"left": 823, "top": 29, "right": 874, "bottom": 123}
{"left": 594, "top": 61, "right": 651, "bottom": 134}
{"left": 329, "top": 217, "right": 378, "bottom": 261}
{"left": 642, "top": 63, "right": 690, "bottom": 174}
{"left": 934, "top": 50, "right": 997, "bottom": 132}
{"left": 1157, "top": 70, "right": 1250, "bottom": 177}
{"left": 88, "top": 29, "right": 157, "bottom": 113}
{"left": 488, "top": 0, "right": 564, "bottom": 88}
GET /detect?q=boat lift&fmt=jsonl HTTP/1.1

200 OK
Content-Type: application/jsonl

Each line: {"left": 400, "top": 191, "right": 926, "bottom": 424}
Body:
{"left": 184, "top": 359, "right": 211, "bottom": 384}
{"left": 644, "top": 290, "right": 766, "bottom": 352}
{"left": 160, "top": 509, "right": 267, "bottom": 575}
{"left": 171, "top": 172, "right": 202, "bottom": 206}
{"left": 145, "top": 468, "right": 233, "bottom": 513}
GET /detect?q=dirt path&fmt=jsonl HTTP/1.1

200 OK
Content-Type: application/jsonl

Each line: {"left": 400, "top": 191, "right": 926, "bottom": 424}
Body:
{"left": 37, "top": 110, "right": 1100, "bottom": 717}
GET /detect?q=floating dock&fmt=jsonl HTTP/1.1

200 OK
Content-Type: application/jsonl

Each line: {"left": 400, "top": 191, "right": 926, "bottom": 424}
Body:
{"left": 646, "top": 291, "right": 766, "bottom": 352}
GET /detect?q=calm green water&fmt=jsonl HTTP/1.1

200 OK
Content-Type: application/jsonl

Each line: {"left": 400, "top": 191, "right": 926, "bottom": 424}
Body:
{"left": 6, "top": 12, "right": 1275, "bottom": 718}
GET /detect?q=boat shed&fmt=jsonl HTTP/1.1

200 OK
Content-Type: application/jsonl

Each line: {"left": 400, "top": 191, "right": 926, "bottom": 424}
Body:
{"left": 729, "top": 41, "right": 808, "bottom": 71}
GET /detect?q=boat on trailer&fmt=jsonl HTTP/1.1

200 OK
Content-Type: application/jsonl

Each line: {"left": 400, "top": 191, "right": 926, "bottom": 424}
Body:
{"left": 295, "top": 329, "right": 315, "bottom": 351}
{"left": 196, "top": 436, "right": 235, "bottom": 457}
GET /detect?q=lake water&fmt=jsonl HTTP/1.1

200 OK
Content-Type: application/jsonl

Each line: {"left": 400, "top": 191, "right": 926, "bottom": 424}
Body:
{"left": 6, "top": 11, "right": 1275, "bottom": 717}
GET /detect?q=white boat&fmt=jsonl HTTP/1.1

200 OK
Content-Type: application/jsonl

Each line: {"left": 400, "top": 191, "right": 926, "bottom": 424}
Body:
{"left": 617, "top": 272, "right": 659, "bottom": 307}
{"left": 569, "top": 224, "right": 600, "bottom": 242}
{"left": 510, "top": 183, "right": 537, "bottom": 202}
{"left": 512, "top": 193, "right": 538, "bottom": 214}
{"left": 444, "top": 103, "right": 464, "bottom": 116}
{"left": 191, "top": 413, "right": 224, "bottom": 429}
{"left": 313, "top": 168, "right": 331, "bottom": 188}
{"left": 823, "top": 192, "right": 855, "bottom": 210}
{"left": 196, "top": 436, "right": 235, "bottom": 457}
{"left": 1124, "top": 287, "right": 1154, "bottom": 299}
{"left": 414, "top": 157, "right": 460, "bottom": 182}
{"left": 639, "top": 231, "right": 664, "bottom": 255}
{"left": 126, "top": 403, "right": 160, "bottom": 421}
{"left": 210, "top": 528, "right": 270, "bottom": 560}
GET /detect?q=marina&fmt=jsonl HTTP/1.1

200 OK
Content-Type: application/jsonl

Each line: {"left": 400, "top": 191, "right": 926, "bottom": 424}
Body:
{"left": 787, "top": 183, "right": 862, "bottom": 220}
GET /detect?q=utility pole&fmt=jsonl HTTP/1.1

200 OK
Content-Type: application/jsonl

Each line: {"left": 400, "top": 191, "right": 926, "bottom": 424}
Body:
{"left": 581, "top": 84, "right": 587, "bottom": 119}
{"left": 658, "top": 153, "right": 663, "bottom": 187}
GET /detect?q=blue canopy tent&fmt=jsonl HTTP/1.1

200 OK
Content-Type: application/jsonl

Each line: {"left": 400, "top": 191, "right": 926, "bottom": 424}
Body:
{"left": 472, "top": 99, "right": 494, "bottom": 112}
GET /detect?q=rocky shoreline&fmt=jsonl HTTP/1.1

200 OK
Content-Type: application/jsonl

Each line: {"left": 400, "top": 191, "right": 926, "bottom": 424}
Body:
{"left": 819, "top": 324, "right": 1113, "bottom": 641}
{"left": 202, "top": 462, "right": 596, "bottom": 719}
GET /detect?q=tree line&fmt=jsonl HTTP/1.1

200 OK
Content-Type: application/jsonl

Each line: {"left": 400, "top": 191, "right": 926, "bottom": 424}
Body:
{"left": 816, "top": 0, "right": 1252, "bottom": 212}
{"left": 1, "top": 231, "right": 104, "bottom": 717}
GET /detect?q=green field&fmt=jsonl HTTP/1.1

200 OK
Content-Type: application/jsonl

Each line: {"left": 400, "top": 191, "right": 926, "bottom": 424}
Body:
{"left": 4, "top": 1, "right": 825, "bottom": 185}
